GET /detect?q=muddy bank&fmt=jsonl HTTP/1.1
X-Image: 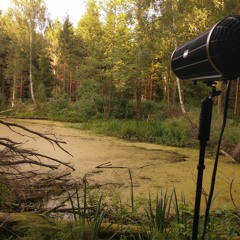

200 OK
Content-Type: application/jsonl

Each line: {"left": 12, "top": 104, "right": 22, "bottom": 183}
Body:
{"left": 1, "top": 118, "right": 240, "bottom": 210}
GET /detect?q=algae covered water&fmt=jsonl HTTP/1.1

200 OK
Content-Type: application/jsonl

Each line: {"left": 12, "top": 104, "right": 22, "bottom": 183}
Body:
{"left": 1, "top": 118, "right": 240, "bottom": 211}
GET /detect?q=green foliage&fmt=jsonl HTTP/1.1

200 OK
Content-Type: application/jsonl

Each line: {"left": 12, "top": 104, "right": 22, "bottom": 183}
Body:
{"left": 1, "top": 0, "right": 240, "bottom": 125}
{"left": 204, "top": 209, "right": 240, "bottom": 239}
{"left": 162, "top": 118, "right": 192, "bottom": 147}
{"left": 140, "top": 100, "right": 163, "bottom": 120}
{"left": 222, "top": 120, "right": 240, "bottom": 145}
{"left": 0, "top": 92, "right": 6, "bottom": 111}
{"left": 111, "top": 98, "right": 133, "bottom": 119}
{"left": 0, "top": 182, "right": 13, "bottom": 210}
{"left": 9, "top": 101, "right": 46, "bottom": 119}
{"left": 12, "top": 219, "right": 58, "bottom": 240}
{"left": 37, "top": 51, "right": 55, "bottom": 97}
{"left": 182, "top": 82, "right": 210, "bottom": 106}
{"left": 76, "top": 79, "right": 103, "bottom": 121}
{"left": 1, "top": 172, "right": 240, "bottom": 239}
{"left": 48, "top": 88, "right": 70, "bottom": 120}
{"left": 62, "top": 176, "right": 105, "bottom": 240}
{"left": 146, "top": 190, "right": 172, "bottom": 236}
{"left": 36, "top": 83, "right": 47, "bottom": 103}
{"left": 70, "top": 117, "right": 195, "bottom": 147}
{"left": 144, "top": 188, "right": 192, "bottom": 240}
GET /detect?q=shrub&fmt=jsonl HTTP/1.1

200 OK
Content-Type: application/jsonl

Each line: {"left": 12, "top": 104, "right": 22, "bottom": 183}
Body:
{"left": 77, "top": 79, "right": 104, "bottom": 120}
{"left": 36, "top": 83, "right": 47, "bottom": 103}
{"left": 111, "top": 98, "right": 132, "bottom": 119}
{"left": 141, "top": 100, "right": 162, "bottom": 120}
{"left": 48, "top": 88, "right": 70, "bottom": 120}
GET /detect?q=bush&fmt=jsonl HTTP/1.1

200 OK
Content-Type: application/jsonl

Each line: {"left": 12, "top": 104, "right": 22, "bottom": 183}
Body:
{"left": 141, "top": 100, "right": 162, "bottom": 120}
{"left": 76, "top": 98, "right": 103, "bottom": 121}
{"left": 48, "top": 88, "right": 70, "bottom": 120}
{"left": 36, "top": 83, "right": 47, "bottom": 103}
{"left": 76, "top": 79, "right": 104, "bottom": 120}
{"left": 111, "top": 98, "right": 132, "bottom": 119}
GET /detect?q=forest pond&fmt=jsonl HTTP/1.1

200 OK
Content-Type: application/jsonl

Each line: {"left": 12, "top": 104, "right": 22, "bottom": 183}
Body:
{"left": 1, "top": 118, "right": 240, "bottom": 211}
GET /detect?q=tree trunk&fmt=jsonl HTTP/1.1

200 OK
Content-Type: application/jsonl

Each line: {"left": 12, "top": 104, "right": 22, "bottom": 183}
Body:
{"left": 234, "top": 77, "right": 239, "bottom": 117}
{"left": 176, "top": 77, "right": 186, "bottom": 114}
{"left": 0, "top": 212, "right": 146, "bottom": 238}
{"left": 136, "top": 78, "right": 142, "bottom": 119}
{"left": 217, "top": 81, "right": 222, "bottom": 116}
{"left": 11, "top": 74, "right": 17, "bottom": 107}
{"left": 172, "top": 79, "right": 176, "bottom": 107}
{"left": 11, "top": 60, "right": 18, "bottom": 107}
{"left": 166, "top": 70, "right": 170, "bottom": 110}
{"left": 29, "top": 27, "right": 36, "bottom": 105}
{"left": 20, "top": 73, "right": 24, "bottom": 101}
{"left": 171, "top": 0, "right": 186, "bottom": 113}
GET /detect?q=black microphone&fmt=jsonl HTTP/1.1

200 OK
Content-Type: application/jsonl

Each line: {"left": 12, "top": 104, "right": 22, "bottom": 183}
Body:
{"left": 171, "top": 16, "right": 240, "bottom": 81}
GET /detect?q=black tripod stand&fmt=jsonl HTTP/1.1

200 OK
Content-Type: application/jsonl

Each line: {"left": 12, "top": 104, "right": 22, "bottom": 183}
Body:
{"left": 192, "top": 83, "right": 221, "bottom": 240}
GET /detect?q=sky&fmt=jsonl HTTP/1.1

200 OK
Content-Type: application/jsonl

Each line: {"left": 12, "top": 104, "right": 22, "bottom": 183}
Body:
{"left": 0, "top": 0, "right": 87, "bottom": 26}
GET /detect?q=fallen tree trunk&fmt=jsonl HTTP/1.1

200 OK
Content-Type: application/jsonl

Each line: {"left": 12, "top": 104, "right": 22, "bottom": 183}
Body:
{"left": 0, "top": 212, "right": 146, "bottom": 238}
{"left": 0, "top": 212, "right": 46, "bottom": 225}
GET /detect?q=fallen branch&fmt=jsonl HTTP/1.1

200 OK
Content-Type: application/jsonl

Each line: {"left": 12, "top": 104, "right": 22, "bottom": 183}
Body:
{"left": 0, "top": 119, "right": 72, "bottom": 156}
{"left": 0, "top": 119, "right": 75, "bottom": 209}
{"left": 220, "top": 149, "right": 236, "bottom": 162}
{"left": 0, "top": 109, "right": 14, "bottom": 114}
{"left": 96, "top": 162, "right": 128, "bottom": 169}
{"left": 229, "top": 177, "right": 238, "bottom": 209}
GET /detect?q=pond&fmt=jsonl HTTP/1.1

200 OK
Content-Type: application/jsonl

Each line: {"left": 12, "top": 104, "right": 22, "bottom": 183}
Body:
{"left": 1, "top": 118, "right": 240, "bottom": 211}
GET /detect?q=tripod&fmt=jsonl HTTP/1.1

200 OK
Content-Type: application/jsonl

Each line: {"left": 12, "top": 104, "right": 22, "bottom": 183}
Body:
{"left": 192, "top": 83, "right": 221, "bottom": 240}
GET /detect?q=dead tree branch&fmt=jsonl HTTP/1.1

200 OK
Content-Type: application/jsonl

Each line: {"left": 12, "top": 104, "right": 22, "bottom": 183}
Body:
{"left": 0, "top": 119, "right": 72, "bottom": 156}
{"left": 0, "top": 119, "right": 76, "bottom": 208}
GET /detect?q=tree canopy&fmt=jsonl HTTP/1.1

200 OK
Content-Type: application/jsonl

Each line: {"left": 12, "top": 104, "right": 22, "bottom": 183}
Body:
{"left": 0, "top": 0, "right": 240, "bottom": 118}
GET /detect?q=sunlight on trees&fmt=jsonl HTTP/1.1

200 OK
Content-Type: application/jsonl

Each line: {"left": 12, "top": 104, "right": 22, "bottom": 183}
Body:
{"left": 0, "top": 0, "right": 239, "bottom": 116}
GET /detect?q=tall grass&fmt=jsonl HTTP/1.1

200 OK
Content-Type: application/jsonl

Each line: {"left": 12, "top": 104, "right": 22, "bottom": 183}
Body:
{"left": 68, "top": 110, "right": 240, "bottom": 150}
{"left": 146, "top": 190, "right": 172, "bottom": 235}
{"left": 69, "top": 117, "right": 196, "bottom": 148}
{"left": 63, "top": 176, "right": 105, "bottom": 240}
{"left": 145, "top": 188, "right": 192, "bottom": 239}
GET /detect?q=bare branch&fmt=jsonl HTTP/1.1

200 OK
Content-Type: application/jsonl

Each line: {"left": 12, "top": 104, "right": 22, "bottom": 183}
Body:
{"left": 0, "top": 119, "right": 73, "bottom": 156}
{"left": 0, "top": 119, "right": 76, "bottom": 209}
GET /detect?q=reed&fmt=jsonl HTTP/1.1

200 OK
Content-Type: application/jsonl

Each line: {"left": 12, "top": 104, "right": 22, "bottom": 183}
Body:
{"left": 63, "top": 176, "right": 105, "bottom": 239}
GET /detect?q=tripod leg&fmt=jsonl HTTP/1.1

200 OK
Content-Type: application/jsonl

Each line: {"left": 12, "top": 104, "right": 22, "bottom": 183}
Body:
{"left": 192, "top": 97, "right": 213, "bottom": 240}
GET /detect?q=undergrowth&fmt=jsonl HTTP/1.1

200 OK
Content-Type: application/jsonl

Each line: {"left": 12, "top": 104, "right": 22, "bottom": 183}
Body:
{"left": 67, "top": 118, "right": 196, "bottom": 148}
{"left": 1, "top": 175, "right": 239, "bottom": 240}
{"left": 5, "top": 100, "right": 240, "bottom": 150}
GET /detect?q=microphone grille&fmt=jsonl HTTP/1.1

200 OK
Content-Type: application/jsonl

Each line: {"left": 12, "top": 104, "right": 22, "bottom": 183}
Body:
{"left": 209, "top": 16, "right": 240, "bottom": 79}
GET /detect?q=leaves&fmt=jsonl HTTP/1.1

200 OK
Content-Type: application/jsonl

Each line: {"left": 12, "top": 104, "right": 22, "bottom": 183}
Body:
{"left": 1, "top": 0, "right": 240, "bottom": 116}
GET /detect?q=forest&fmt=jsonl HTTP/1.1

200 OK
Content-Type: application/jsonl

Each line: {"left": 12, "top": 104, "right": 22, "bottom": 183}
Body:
{"left": 0, "top": 0, "right": 240, "bottom": 120}
{"left": 1, "top": 1, "right": 240, "bottom": 239}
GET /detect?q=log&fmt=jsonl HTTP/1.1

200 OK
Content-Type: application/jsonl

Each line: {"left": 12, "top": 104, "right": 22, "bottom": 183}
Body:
{"left": 0, "top": 212, "right": 146, "bottom": 237}
{"left": 0, "top": 109, "right": 14, "bottom": 114}
{"left": 0, "top": 212, "right": 48, "bottom": 225}
{"left": 99, "top": 222, "right": 146, "bottom": 238}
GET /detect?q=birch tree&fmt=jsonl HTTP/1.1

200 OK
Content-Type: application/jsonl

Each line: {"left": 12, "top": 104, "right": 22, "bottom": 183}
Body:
{"left": 11, "top": 0, "right": 47, "bottom": 106}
